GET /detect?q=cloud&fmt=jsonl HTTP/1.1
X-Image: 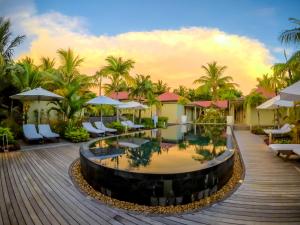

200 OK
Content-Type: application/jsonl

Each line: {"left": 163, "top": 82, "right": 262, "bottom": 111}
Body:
{"left": 3, "top": 1, "right": 274, "bottom": 94}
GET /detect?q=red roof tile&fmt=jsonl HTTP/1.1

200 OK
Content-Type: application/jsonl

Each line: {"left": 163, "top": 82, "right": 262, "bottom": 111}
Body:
{"left": 157, "top": 92, "right": 181, "bottom": 102}
{"left": 255, "top": 87, "right": 276, "bottom": 99}
{"left": 192, "top": 100, "right": 228, "bottom": 109}
{"left": 109, "top": 91, "right": 129, "bottom": 100}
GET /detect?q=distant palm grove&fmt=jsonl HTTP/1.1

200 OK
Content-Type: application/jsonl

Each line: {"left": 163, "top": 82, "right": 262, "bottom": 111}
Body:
{"left": 0, "top": 16, "right": 299, "bottom": 134}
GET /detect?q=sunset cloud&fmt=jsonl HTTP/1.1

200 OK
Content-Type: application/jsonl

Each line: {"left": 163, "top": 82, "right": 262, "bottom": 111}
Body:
{"left": 5, "top": 1, "right": 273, "bottom": 94}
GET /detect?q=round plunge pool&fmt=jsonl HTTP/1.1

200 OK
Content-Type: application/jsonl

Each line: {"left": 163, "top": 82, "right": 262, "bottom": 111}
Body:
{"left": 80, "top": 124, "right": 235, "bottom": 206}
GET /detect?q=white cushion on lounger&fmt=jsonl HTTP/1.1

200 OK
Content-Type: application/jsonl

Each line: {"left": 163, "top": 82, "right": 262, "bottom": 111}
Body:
{"left": 126, "top": 120, "right": 144, "bottom": 128}
{"left": 94, "top": 121, "right": 117, "bottom": 132}
{"left": 23, "top": 124, "right": 43, "bottom": 140}
{"left": 293, "top": 148, "right": 300, "bottom": 156}
{"left": 269, "top": 144, "right": 300, "bottom": 151}
{"left": 38, "top": 124, "right": 60, "bottom": 138}
{"left": 82, "top": 122, "right": 105, "bottom": 134}
{"left": 264, "top": 124, "right": 294, "bottom": 135}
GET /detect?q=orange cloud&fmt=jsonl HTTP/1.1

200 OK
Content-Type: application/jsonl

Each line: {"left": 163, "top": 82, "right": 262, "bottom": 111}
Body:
{"left": 16, "top": 11, "right": 273, "bottom": 94}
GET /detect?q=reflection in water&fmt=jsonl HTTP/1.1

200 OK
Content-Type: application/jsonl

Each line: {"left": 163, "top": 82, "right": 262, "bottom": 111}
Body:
{"left": 89, "top": 124, "right": 231, "bottom": 173}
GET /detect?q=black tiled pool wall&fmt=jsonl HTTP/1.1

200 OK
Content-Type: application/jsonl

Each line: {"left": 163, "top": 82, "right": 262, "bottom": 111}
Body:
{"left": 79, "top": 145, "right": 234, "bottom": 206}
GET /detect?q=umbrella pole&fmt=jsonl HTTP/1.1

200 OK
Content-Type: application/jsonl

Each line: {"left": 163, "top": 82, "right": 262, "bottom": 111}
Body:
{"left": 132, "top": 110, "right": 134, "bottom": 123}
{"left": 117, "top": 109, "right": 119, "bottom": 122}
{"left": 100, "top": 105, "right": 103, "bottom": 122}
{"left": 38, "top": 98, "right": 41, "bottom": 125}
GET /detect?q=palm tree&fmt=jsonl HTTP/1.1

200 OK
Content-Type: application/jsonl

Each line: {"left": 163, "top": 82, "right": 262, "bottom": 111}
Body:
{"left": 146, "top": 92, "right": 161, "bottom": 117}
{"left": 48, "top": 80, "right": 89, "bottom": 121}
{"left": 103, "top": 77, "right": 127, "bottom": 95}
{"left": 129, "top": 74, "right": 153, "bottom": 102}
{"left": 0, "top": 17, "right": 25, "bottom": 61}
{"left": 130, "top": 74, "right": 153, "bottom": 122}
{"left": 40, "top": 57, "right": 56, "bottom": 72}
{"left": 11, "top": 57, "right": 42, "bottom": 91}
{"left": 93, "top": 69, "right": 107, "bottom": 96}
{"left": 279, "top": 18, "right": 300, "bottom": 45}
{"left": 57, "top": 48, "right": 84, "bottom": 84}
{"left": 256, "top": 74, "right": 273, "bottom": 91}
{"left": 174, "top": 85, "right": 188, "bottom": 97}
{"left": 102, "top": 56, "right": 135, "bottom": 98}
{"left": 0, "top": 54, "right": 9, "bottom": 93}
{"left": 194, "top": 61, "right": 238, "bottom": 100}
{"left": 154, "top": 80, "right": 170, "bottom": 95}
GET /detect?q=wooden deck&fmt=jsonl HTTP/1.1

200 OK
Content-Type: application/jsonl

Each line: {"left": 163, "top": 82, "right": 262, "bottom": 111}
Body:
{"left": 0, "top": 130, "right": 300, "bottom": 225}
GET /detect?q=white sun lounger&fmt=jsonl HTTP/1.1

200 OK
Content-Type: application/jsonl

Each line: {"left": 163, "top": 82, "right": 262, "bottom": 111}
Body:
{"left": 264, "top": 124, "right": 294, "bottom": 144}
{"left": 123, "top": 120, "right": 144, "bottom": 129}
{"left": 269, "top": 144, "right": 300, "bottom": 157}
{"left": 82, "top": 122, "right": 105, "bottom": 136}
{"left": 38, "top": 124, "right": 60, "bottom": 140}
{"left": 293, "top": 148, "right": 300, "bottom": 155}
{"left": 264, "top": 124, "right": 294, "bottom": 135}
{"left": 94, "top": 121, "right": 117, "bottom": 133}
{"left": 23, "top": 124, "right": 43, "bottom": 142}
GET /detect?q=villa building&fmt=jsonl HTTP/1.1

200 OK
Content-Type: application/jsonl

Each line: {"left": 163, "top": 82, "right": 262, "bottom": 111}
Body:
{"left": 229, "top": 87, "right": 282, "bottom": 127}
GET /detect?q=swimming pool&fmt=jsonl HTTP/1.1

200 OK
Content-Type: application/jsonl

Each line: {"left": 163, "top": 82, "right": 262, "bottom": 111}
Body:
{"left": 80, "top": 124, "right": 235, "bottom": 206}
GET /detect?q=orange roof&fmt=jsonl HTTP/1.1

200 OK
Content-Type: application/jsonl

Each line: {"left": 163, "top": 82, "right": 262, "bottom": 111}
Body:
{"left": 191, "top": 100, "right": 228, "bottom": 109}
{"left": 255, "top": 87, "right": 276, "bottom": 99}
{"left": 109, "top": 91, "right": 129, "bottom": 100}
{"left": 157, "top": 92, "right": 181, "bottom": 102}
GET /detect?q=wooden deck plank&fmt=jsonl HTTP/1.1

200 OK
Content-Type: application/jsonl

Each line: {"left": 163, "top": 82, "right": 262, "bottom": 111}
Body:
{"left": 0, "top": 130, "right": 299, "bottom": 224}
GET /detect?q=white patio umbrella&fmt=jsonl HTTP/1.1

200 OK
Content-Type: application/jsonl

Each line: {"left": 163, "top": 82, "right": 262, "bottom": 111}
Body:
{"left": 86, "top": 95, "right": 123, "bottom": 121}
{"left": 10, "top": 87, "right": 64, "bottom": 124}
{"left": 116, "top": 101, "right": 148, "bottom": 122}
{"left": 280, "top": 80, "right": 300, "bottom": 101}
{"left": 257, "top": 95, "right": 294, "bottom": 127}
{"left": 116, "top": 101, "right": 148, "bottom": 109}
{"left": 256, "top": 95, "right": 294, "bottom": 109}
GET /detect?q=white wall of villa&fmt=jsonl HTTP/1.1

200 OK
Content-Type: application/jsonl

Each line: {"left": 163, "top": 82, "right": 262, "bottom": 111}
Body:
{"left": 140, "top": 103, "right": 185, "bottom": 124}
{"left": 26, "top": 101, "right": 59, "bottom": 124}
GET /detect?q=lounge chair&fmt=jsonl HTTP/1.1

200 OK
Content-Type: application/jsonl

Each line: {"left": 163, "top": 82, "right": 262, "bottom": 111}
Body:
{"left": 23, "top": 124, "right": 43, "bottom": 142}
{"left": 82, "top": 122, "right": 105, "bottom": 136}
{"left": 264, "top": 123, "right": 294, "bottom": 135}
{"left": 94, "top": 121, "right": 117, "bottom": 133}
{"left": 264, "top": 124, "right": 294, "bottom": 144}
{"left": 123, "top": 120, "right": 144, "bottom": 129}
{"left": 293, "top": 148, "right": 300, "bottom": 155}
{"left": 38, "top": 124, "right": 60, "bottom": 140}
{"left": 269, "top": 144, "right": 300, "bottom": 157}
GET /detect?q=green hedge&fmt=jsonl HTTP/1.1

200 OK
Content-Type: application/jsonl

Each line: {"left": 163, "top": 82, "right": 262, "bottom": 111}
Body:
{"left": 140, "top": 117, "right": 169, "bottom": 128}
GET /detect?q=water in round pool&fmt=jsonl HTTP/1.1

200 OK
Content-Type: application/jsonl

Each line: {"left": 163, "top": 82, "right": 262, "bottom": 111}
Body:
{"left": 81, "top": 124, "right": 235, "bottom": 206}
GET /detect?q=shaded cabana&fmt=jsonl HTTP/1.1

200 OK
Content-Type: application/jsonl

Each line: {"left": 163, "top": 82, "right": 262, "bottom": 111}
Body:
{"left": 10, "top": 87, "right": 64, "bottom": 124}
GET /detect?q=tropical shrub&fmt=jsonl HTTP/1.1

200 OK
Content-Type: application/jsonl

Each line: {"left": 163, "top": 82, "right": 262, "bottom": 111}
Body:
{"left": 0, "top": 127, "right": 16, "bottom": 145}
{"left": 141, "top": 117, "right": 154, "bottom": 128}
{"left": 273, "top": 138, "right": 292, "bottom": 144}
{"left": 108, "top": 121, "right": 125, "bottom": 133}
{"left": 158, "top": 116, "right": 168, "bottom": 127}
{"left": 250, "top": 126, "right": 265, "bottom": 135}
{"left": 64, "top": 126, "right": 89, "bottom": 143}
{"left": 199, "top": 108, "right": 226, "bottom": 124}
{"left": 0, "top": 117, "right": 22, "bottom": 139}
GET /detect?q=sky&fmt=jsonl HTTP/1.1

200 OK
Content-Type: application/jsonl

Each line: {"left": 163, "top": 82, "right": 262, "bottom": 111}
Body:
{"left": 1, "top": 0, "right": 299, "bottom": 94}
